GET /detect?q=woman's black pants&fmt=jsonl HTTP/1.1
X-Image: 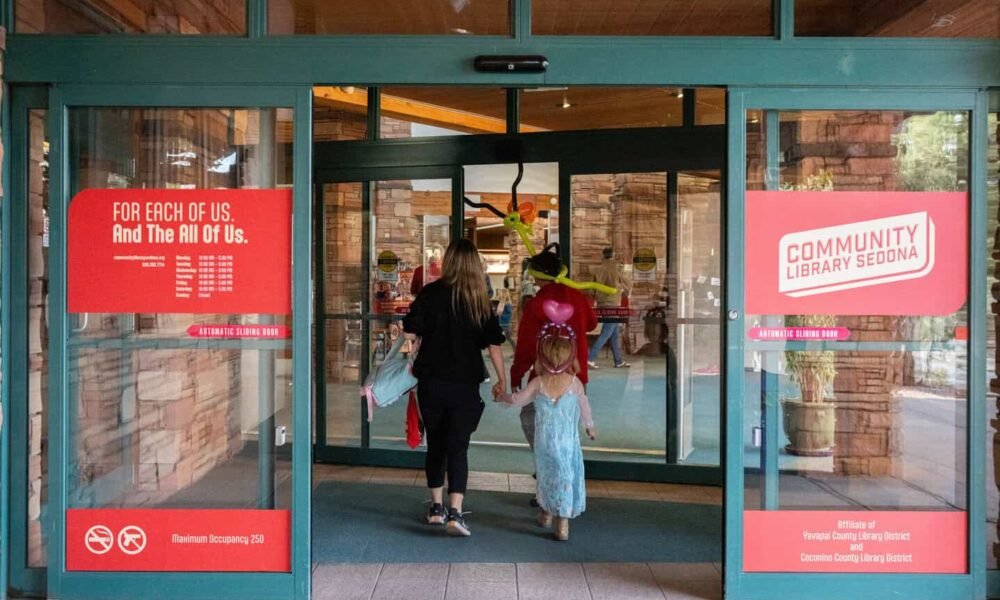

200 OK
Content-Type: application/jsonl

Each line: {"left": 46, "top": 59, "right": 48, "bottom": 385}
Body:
{"left": 417, "top": 378, "right": 485, "bottom": 495}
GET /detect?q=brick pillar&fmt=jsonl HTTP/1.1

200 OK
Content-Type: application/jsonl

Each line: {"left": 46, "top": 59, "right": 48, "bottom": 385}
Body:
{"left": 786, "top": 111, "right": 907, "bottom": 476}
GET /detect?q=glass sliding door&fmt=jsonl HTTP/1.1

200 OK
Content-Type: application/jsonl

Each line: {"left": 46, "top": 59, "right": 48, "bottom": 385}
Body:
{"left": 314, "top": 167, "right": 461, "bottom": 464}
{"left": 47, "top": 86, "right": 312, "bottom": 600}
{"left": 726, "top": 89, "right": 985, "bottom": 600}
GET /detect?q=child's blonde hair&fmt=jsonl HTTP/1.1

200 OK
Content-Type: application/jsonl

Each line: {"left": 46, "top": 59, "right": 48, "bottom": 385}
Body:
{"left": 535, "top": 335, "right": 578, "bottom": 376}
{"left": 495, "top": 287, "right": 512, "bottom": 306}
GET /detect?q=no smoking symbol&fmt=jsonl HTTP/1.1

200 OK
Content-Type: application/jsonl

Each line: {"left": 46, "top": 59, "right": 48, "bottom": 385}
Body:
{"left": 84, "top": 525, "right": 114, "bottom": 555}
{"left": 117, "top": 526, "right": 147, "bottom": 555}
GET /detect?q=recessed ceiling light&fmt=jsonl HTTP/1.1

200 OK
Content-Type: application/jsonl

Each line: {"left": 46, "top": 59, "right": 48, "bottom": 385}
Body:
{"left": 560, "top": 95, "right": 572, "bottom": 109}
{"left": 451, "top": 28, "right": 471, "bottom": 34}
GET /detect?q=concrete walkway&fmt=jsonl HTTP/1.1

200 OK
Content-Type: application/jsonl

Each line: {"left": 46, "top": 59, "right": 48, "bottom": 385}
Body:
{"left": 312, "top": 562, "right": 722, "bottom": 600}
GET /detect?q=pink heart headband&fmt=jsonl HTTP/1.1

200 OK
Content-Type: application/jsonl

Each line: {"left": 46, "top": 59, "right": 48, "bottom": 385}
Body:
{"left": 537, "top": 300, "right": 577, "bottom": 373}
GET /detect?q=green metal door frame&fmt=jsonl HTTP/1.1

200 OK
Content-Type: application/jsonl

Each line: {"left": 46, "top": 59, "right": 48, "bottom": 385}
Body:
{"left": 45, "top": 84, "right": 313, "bottom": 600}
{"left": 5, "top": 85, "right": 50, "bottom": 598}
{"left": 723, "top": 87, "right": 988, "bottom": 600}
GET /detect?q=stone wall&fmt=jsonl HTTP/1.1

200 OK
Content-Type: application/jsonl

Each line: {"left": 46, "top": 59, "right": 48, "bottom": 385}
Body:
{"left": 27, "top": 106, "right": 47, "bottom": 565}
{"left": 989, "top": 115, "right": 1000, "bottom": 564}
{"left": 782, "top": 111, "right": 907, "bottom": 477}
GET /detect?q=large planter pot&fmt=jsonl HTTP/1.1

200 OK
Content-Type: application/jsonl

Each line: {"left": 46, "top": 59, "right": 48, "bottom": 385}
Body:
{"left": 782, "top": 398, "right": 836, "bottom": 457}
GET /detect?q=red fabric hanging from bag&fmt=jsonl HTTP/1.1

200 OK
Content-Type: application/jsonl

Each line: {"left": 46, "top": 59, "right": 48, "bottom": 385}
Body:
{"left": 405, "top": 390, "right": 423, "bottom": 449}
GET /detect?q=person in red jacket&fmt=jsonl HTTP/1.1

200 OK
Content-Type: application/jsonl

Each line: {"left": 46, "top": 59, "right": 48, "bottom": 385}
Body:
{"left": 510, "top": 247, "right": 597, "bottom": 475}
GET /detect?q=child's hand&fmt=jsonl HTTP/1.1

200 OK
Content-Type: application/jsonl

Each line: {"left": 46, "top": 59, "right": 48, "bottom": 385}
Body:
{"left": 491, "top": 381, "right": 506, "bottom": 401}
{"left": 586, "top": 427, "right": 597, "bottom": 440}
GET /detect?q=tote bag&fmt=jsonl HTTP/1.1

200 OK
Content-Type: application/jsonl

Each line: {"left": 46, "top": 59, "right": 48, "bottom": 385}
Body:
{"left": 360, "top": 334, "right": 418, "bottom": 422}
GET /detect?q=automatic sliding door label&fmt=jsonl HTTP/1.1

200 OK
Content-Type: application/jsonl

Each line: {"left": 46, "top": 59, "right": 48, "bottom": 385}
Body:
{"left": 743, "top": 511, "right": 967, "bottom": 573}
{"left": 68, "top": 189, "right": 292, "bottom": 314}
{"left": 67, "top": 509, "right": 290, "bottom": 572}
{"left": 745, "top": 191, "right": 967, "bottom": 315}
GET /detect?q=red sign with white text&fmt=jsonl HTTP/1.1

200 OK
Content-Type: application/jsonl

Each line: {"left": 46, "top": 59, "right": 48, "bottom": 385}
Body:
{"left": 68, "top": 189, "right": 291, "bottom": 314}
{"left": 744, "top": 511, "right": 967, "bottom": 573}
{"left": 746, "top": 191, "right": 967, "bottom": 316}
{"left": 67, "top": 509, "right": 290, "bottom": 572}
{"left": 187, "top": 324, "right": 290, "bottom": 339}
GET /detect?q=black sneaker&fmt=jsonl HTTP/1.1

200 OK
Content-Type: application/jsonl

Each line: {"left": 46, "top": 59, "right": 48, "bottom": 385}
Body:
{"left": 446, "top": 508, "right": 471, "bottom": 537}
{"left": 426, "top": 502, "right": 446, "bottom": 525}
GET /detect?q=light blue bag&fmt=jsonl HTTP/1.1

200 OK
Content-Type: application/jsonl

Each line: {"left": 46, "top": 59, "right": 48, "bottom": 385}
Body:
{"left": 360, "top": 334, "right": 418, "bottom": 422}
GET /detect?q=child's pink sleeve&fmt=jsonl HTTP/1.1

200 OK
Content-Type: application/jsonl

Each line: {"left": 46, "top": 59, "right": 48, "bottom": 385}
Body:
{"left": 503, "top": 377, "right": 539, "bottom": 408}
{"left": 576, "top": 379, "right": 594, "bottom": 429}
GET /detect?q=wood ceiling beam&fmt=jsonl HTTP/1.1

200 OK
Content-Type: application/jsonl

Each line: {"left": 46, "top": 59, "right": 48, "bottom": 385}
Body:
{"left": 314, "top": 86, "right": 545, "bottom": 134}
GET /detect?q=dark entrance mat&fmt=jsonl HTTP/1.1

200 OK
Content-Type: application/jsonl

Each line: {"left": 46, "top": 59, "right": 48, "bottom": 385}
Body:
{"left": 312, "top": 481, "right": 722, "bottom": 563}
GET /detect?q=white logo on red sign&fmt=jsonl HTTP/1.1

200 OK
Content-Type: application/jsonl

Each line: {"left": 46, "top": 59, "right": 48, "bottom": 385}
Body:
{"left": 117, "top": 526, "right": 147, "bottom": 555}
{"left": 84, "top": 525, "right": 114, "bottom": 555}
{"left": 778, "top": 211, "right": 935, "bottom": 297}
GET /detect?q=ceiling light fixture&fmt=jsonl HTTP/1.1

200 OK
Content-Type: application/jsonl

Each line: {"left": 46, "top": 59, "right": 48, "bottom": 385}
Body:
{"left": 560, "top": 95, "right": 572, "bottom": 109}
{"left": 451, "top": 27, "right": 471, "bottom": 34}
{"left": 931, "top": 14, "right": 956, "bottom": 28}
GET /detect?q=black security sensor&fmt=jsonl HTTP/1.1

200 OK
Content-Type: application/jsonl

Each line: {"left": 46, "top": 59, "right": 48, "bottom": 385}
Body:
{"left": 473, "top": 55, "right": 549, "bottom": 73}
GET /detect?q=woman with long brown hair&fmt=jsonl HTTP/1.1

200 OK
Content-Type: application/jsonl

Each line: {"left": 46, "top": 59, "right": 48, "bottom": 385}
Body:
{"left": 403, "top": 238, "right": 507, "bottom": 536}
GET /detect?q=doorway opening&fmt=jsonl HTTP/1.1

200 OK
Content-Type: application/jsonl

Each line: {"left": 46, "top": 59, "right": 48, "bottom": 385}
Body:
{"left": 310, "top": 85, "right": 725, "bottom": 597}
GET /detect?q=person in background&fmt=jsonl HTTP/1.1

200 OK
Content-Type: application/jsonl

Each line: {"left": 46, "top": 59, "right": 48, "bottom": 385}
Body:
{"left": 587, "top": 247, "right": 633, "bottom": 369}
{"left": 403, "top": 239, "right": 507, "bottom": 537}
{"left": 495, "top": 288, "right": 515, "bottom": 351}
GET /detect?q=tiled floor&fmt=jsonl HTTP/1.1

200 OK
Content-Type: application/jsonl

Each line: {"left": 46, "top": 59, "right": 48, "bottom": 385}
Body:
{"left": 312, "top": 466, "right": 723, "bottom": 599}
{"left": 312, "top": 464, "right": 723, "bottom": 506}
{"left": 312, "top": 562, "right": 723, "bottom": 600}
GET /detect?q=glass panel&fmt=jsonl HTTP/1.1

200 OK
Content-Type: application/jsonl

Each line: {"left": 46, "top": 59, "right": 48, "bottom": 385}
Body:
{"left": 987, "top": 98, "right": 999, "bottom": 570}
{"left": 743, "top": 110, "right": 970, "bottom": 574}
{"left": 322, "top": 182, "right": 364, "bottom": 448}
{"left": 532, "top": 0, "right": 772, "bottom": 36}
{"left": 520, "top": 87, "right": 685, "bottom": 133}
{"left": 314, "top": 87, "right": 369, "bottom": 142}
{"left": 16, "top": 0, "right": 246, "bottom": 34}
{"left": 459, "top": 163, "right": 559, "bottom": 463}
{"left": 572, "top": 171, "right": 666, "bottom": 462}
{"left": 674, "top": 172, "right": 723, "bottom": 465}
{"left": 695, "top": 89, "right": 727, "bottom": 126}
{"left": 27, "top": 109, "right": 49, "bottom": 567}
{"left": 66, "top": 107, "right": 292, "bottom": 571}
{"left": 369, "top": 178, "right": 451, "bottom": 450}
{"left": 568, "top": 171, "right": 722, "bottom": 465}
{"left": 270, "top": 0, "right": 510, "bottom": 35}
{"left": 380, "top": 87, "right": 508, "bottom": 139}
{"left": 796, "top": 0, "right": 999, "bottom": 38}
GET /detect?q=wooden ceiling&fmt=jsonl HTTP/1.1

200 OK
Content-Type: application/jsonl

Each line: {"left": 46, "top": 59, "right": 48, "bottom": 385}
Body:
{"left": 315, "top": 86, "right": 727, "bottom": 133}
{"left": 269, "top": 0, "right": 509, "bottom": 35}
{"left": 532, "top": 0, "right": 773, "bottom": 36}
{"left": 796, "top": 0, "right": 998, "bottom": 37}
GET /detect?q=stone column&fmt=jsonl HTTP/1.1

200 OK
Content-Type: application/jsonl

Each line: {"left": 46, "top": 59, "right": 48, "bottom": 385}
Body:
{"left": 784, "top": 111, "right": 907, "bottom": 476}
{"left": 989, "top": 115, "right": 1000, "bottom": 564}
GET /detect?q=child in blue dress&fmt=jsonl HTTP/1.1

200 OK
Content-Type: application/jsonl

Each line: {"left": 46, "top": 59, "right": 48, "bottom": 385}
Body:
{"left": 498, "top": 300, "right": 596, "bottom": 541}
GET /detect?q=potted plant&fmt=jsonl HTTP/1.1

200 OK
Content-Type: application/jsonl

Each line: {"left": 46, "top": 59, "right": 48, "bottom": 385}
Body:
{"left": 782, "top": 314, "right": 837, "bottom": 456}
